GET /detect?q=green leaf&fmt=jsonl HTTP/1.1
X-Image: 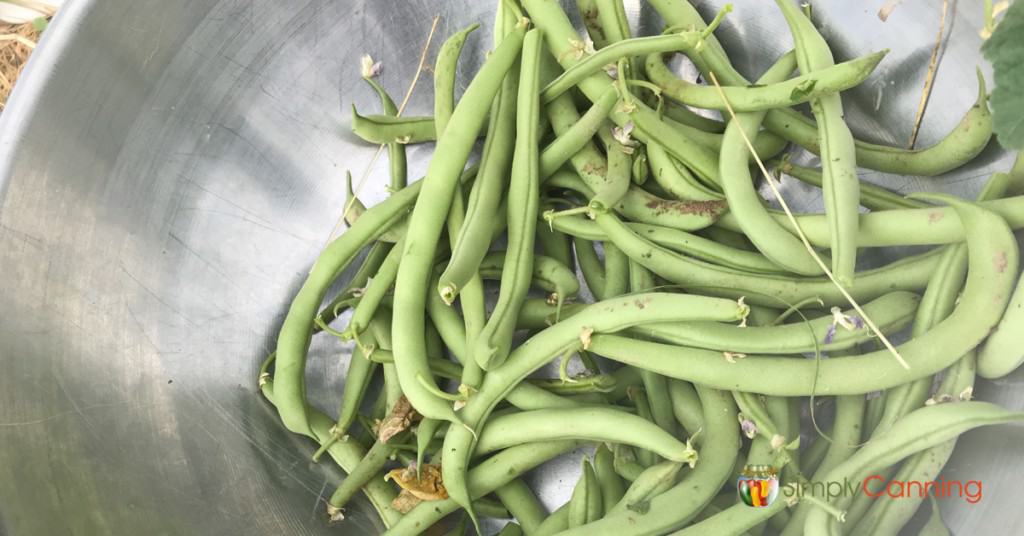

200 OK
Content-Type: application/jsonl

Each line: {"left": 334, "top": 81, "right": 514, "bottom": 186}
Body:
{"left": 982, "top": 0, "right": 1024, "bottom": 149}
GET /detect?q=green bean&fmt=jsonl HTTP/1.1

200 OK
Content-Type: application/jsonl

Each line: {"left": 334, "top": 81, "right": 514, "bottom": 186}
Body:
{"left": 775, "top": 160, "right": 925, "bottom": 211}
{"left": 361, "top": 73, "right": 407, "bottom": 191}
{"left": 527, "top": 374, "right": 617, "bottom": 395}
{"left": 474, "top": 407, "right": 698, "bottom": 462}
{"left": 342, "top": 172, "right": 408, "bottom": 243}
{"left": 593, "top": 443, "right": 627, "bottom": 510}
{"left": 715, "top": 194, "right": 1024, "bottom": 248}
{"left": 978, "top": 256, "right": 1024, "bottom": 379}
{"left": 631, "top": 144, "right": 649, "bottom": 185}
{"left": 477, "top": 252, "right": 580, "bottom": 311}
{"left": 803, "top": 402, "right": 1024, "bottom": 534}
{"left": 536, "top": 224, "right": 575, "bottom": 274}
{"left": 646, "top": 141, "right": 724, "bottom": 201}
{"left": 546, "top": 170, "right": 728, "bottom": 232}
{"left": 609, "top": 460, "right": 684, "bottom": 515}
{"left": 494, "top": 479, "right": 547, "bottom": 534}
{"left": 542, "top": 30, "right": 717, "bottom": 103}
{"left": 391, "top": 20, "right": 526, "bottom": 424}
{"left": 720, "top": 48, "right": 826, "bottom": 276}
{"left": 350, "top": 108, "right": 436, "bottom": 145}
{"left": 534, "top": 503, "right": 570, "bottom": 536}
{"left": 440, "top": 17, "right": 518, "bottom": 304}
{"left": 573, "top": 237, "right": 607, "bottom": 300}
{"left": 347, "top": 239, "right": 402, "bottom": 338}
{"left": 326, "top": 433, "right": 404, "bottom": 514}
{"left": 645, "top": 48, "right": 886, "bottom": 112}
{"left": 602, "top": 242, "right": 629, "bottom": 298}
{"left": 613, "top": 444, "right": 646, "bottom": 481}
{"left": 548, "top": 212, "right": 787, "bottom": 275}
{"left": 648, "top": 0, "right": 994, "bottom": 177}
{"left": 630, "top": 386, "right": 659, "bottom": 467}
{"left": 633, "top": 291, "right": 919, "bottom": 355}
{"left": 471, "top": 28, "right": 543, "bottom": 372}
{"left": 668, "top": 379, "right": 704, "bottom": 440}
{"left": 441, "top": 292, "right": 747, "bottom": 519}
{"left": 539, "top": 87, "right": 618, "bottom": 178}
{"left": 595, "top": 209, "right": 941, "bottom": 306}
{"left": 381, "top": 440, "right": 582, "bottom": 536}
{"left": 590, "top": 195, "right": 1019, "bottom": 395}
{"left": 671, "top": 495, "right": 792, "bottom": 536}
{"left": 568, "top": 459, "right": 603, "bottom": 526}
{"left": 662, "top": 100, "right": 726, "bottom": 133}
{"left": 316, "top": 242, "right": 390, "bottom": 329}
{"left": 326, "top": 345, "right": 379, "bottom": 454}
{"left": 557, "top": 385, "right": 741, "bottom": 535}
{"left": 575, "top": 0, "right": 609, "bottom": 49}
{"left": 665, "top": 112, "right": 790, "bottom": 162}
{"left": 774, "top": 0, "right": 860, "bottom": 284}
{"left": 762, "top": 71, "right": 993, "bottom": 177}
{"left": 434, "top": 24, "right": 480, "bottom": 134}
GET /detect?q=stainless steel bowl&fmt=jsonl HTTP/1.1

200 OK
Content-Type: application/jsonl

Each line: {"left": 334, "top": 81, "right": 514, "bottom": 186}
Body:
{"left": 0, "top": 0, "right": 1019, "bottom": 534}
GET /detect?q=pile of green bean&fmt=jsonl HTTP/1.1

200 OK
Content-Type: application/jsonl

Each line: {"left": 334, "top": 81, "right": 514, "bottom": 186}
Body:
{"left": 258, "top": 1, "right": 1024, "bottom": 534}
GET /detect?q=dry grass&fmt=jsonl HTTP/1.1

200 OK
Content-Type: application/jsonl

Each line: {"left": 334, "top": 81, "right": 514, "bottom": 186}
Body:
{"left": 0, "top": 20, "right": 41, "bottom": 112}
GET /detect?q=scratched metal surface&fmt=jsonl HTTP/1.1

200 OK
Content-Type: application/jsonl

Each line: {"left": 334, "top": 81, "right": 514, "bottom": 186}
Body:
{"left": 0, "top": 0, "right": 1019, "bottom": 534}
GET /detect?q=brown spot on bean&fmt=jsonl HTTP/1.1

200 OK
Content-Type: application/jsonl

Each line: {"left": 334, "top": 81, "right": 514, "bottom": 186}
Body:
{"left": 928, "top": 211, "right": 944, "bottom": 224}
{"left": 995, "top": 251, "right": 1008, "bottom": 273}
{"left": 644, "top": 196, "right": 728, "bottom": 218}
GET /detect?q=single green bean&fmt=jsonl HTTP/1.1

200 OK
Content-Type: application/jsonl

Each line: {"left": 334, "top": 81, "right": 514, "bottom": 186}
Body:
{"left": 573, "top": 237, "right": 607, "bottom": 300}
{"left": 539, "top": 86, "right": 618, "bottom": 178}
{"left": 593, "top": 443, "right": 627, "bottom": 510}
{"left": 633, "top": 291, "right": 919, "bottom": 355}
{"left": 668, "top": 379, "right": 705, "bottom": 441}
{"left": 609, "top": 460, "right": 684, "bottom": 515}
{"left": 361, "top": 74, "right": 407, "bottom": 190}
{"left": 494, "top": 479, "right": 547, "bottom": 534}
{"left": 434, "top": 24, "right": 480, "bottom": 134}
{"left": 775, "top": 161, "right": 925, "bottom": 211}
{"left": 645, "top": 48, "right": 887, "bottom": 112}
{"left": 350, "top": 108, "right": 436, "bottom": 145}
{"left": 477, "top": 251, "right": 580, "bottom": 310}
{"left": 646, "top": 141, "right": 724, "bottom": 201}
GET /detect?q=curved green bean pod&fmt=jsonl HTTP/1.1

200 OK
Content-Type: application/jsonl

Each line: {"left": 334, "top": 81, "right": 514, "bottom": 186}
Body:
{"left": 720, "top": 48, "right": 825, "bottom": 276}
{"left": 542, "top": 30, "right": 712, "bottom": 103}
{"left": 326, "top": 434, "right": 403, "bottom": 513}
{"left": 342, "top": 172, "right": 406, "bottom": 243}
{"left": 347, "top": 238, "right": 403, "bottom": 337}
{"left": 609, "top": 460, "right": 684, "bottom": 515}
{"left": 573, "top": 237, "right": 607, "bottom": 300}
{"left": 763, "top": 71, "right": 993, "bottom": 177}
{"left": 671, "top": 495, "right": 792, "bottom": 536}
{"left": 317, "top": 241, "right": 391, "bottom": 328}
{"left": 548, "top": 212, "right": 786, "bottom": 275}
{"left": 494, "top": 479, "right": 547, "bottom": 534}
{"left": 361, "top": 75, "right": 407, "bottom": 190}
{"left": 471, "top": 28, "right": 543, "bottom": 371}
{"left": 715, "top": 194, "right": 1024, "bottom": 248}
{"left": 546, "top": 170, "right": 728, "bottom": 231}
{"left": 391, "top": 20, "right": 526, "bottom": 423}
{"left": 350, "top": 107, "right": 436, "bottom": 145}
{"left": 978, "top": 250, "right": 1024, "bottom": 378}
{"left": 558, "top": 385, "right": 741, "bottom": 535}
{"left": 534, "top": 503, "right": 570, "bottom": 536}
{"left": 602, "top": 242, "right": 629, "bottom": 298}
{"left": 568, "top": 459, "right": 603, "bottom": 526}
{"left": 668, "top": 379, "right": 704, "bottom": 441}
{"left": 645, "top": 48, "right": 886, "bottom": 112}
{"left": 633, "top": 291, "right": 919, "bottom": 355}
{"left": 663, "top": 100, "right": 726, "bottom": 133}
{"left": 536, "top": 223, "right": 575, "bottom": 275}
{"left": 381, "top": 440, "right": 582, "bottom": 536}
{"left": 539, "top": 86, "right": 618, "bottom": 178}
{"left": 434, "top": 24, "right": 480, "bottom": 134}
{"left": 474, "top": 407, "right": 698, "bottom": 461}
{"left": 775, "top": 160, "right": 925, "bottom": 211}
{"left": 775, "top": 0, "right": 860, "bottom": 284}
{"left": 590, "top": 194, "right": 1019, "bottom": 395}
{"left": 478, "top": 251, "right": 580, "bottom": 306}
{"left": 803, "top": 402, "right": 1024, "bottom": 534}
{"left": 594, "top": 443, "right": 627, "bottom": 510}
{"left": 595, "top": 209, "right": 941, "bottom": 306}
{"left": 647, "top": 141, "right": 724, "bottom": 201}
{"left": 331, "top": 344, "right": 379, "bottom": 445}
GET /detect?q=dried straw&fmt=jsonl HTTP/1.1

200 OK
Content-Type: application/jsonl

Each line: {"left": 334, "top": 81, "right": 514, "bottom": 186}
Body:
{"left": 0, "top": 20, "right": 41, "bottom": 111}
